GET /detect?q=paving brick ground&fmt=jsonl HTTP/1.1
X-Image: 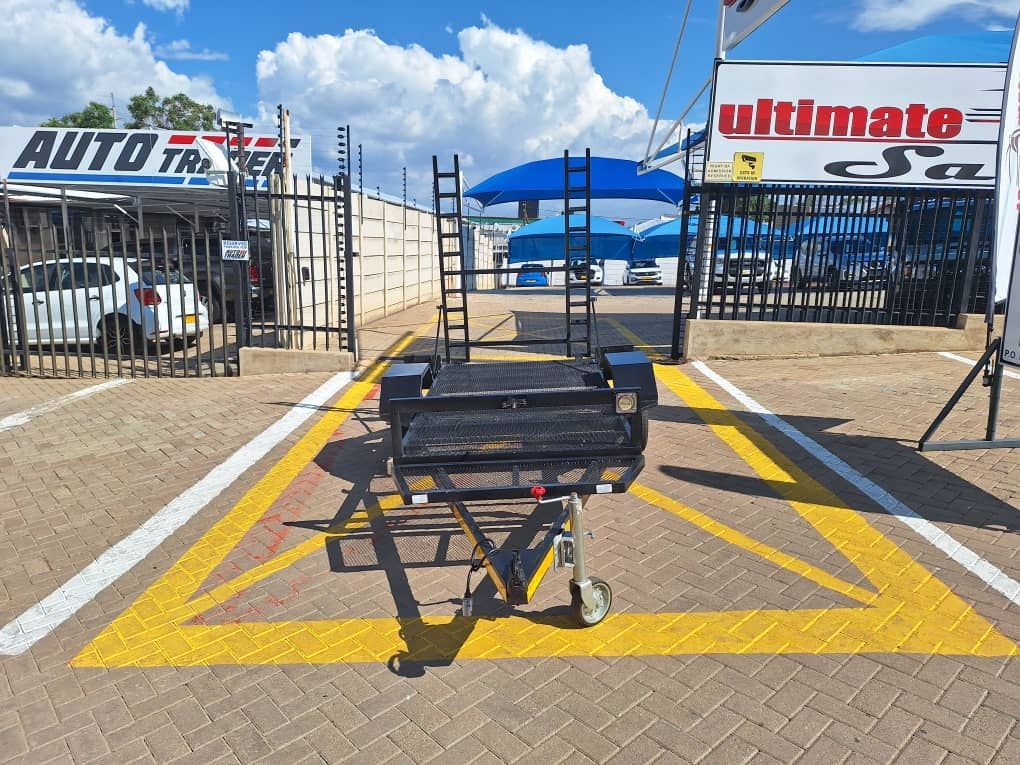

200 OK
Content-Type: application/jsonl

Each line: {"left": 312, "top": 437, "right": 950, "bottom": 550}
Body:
{"left": 0, "top": 289, "right": 1017, "bottom": 763}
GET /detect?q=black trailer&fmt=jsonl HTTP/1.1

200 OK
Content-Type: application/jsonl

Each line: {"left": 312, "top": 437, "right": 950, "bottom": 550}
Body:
{"left": 378, "top": 152, "right": 658, "bottom": 626}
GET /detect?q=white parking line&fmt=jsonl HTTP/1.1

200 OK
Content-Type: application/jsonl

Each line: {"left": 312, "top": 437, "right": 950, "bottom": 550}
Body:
{"left": 939, "top": 351, "right": 1020, "bottom": 380}
{"left": 0, "top": 378, "right": 132, "bottom": 433}
{"left": 0, "top": 370, "right": 354, "bottom": 656}
{"left": 692, "top": 360, "right": 1020, "bottom": 609}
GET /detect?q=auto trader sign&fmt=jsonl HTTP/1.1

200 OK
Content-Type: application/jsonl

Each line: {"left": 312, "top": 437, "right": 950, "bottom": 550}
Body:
{"left": 706, "top": 61, "right": 1006, "bottom": 187}
{"left": 0, "top": 127, "right": 312, "bottom": 189}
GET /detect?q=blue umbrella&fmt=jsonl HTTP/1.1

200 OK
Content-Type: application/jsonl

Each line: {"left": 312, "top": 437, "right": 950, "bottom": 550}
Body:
{"left": 466, "top": 156, "right": 685, "bottom": 206}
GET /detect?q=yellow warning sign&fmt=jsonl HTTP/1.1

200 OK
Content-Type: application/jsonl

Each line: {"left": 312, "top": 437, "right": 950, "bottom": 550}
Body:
{"left": 732, "top": 151, "right": 764, "bottom": 182}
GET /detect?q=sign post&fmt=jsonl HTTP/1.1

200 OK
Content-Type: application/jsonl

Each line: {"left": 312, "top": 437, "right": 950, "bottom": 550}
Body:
{"left": 919, "top": 13, "right": 1020, "bottom": 452}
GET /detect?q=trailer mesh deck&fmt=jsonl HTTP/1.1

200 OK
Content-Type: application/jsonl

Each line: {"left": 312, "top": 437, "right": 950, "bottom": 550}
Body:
{"left": 403, "top": 405, "right": 630, "bottom": 457}
{"left": 387, "top": 358, "right": 648, "bottom": 503}
{"left": 428, "top": 360, "right": 606, "bottom": 396}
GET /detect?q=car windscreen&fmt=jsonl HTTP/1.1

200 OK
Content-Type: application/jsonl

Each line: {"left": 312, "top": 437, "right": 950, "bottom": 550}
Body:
{"left": 631, "top": 260, "right": 657, "bottom": 269}
{"left": 140, "top": 268, "right": 188, "bottom": 286}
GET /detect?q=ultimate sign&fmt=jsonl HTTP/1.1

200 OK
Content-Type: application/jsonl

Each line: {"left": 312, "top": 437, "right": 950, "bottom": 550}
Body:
{"left": 707, "top": 61, "right": 1005, "bottom": 187}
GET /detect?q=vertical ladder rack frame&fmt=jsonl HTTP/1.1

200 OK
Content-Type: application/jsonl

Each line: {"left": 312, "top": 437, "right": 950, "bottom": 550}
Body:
{"left": 432, "top": 155, "right": 471, "bottom": 363}
{"left": 430, "top": 151, "right": 598, "bottom": 362}
{"left": 563, "top": 149, "right": 593, "bottom": 359}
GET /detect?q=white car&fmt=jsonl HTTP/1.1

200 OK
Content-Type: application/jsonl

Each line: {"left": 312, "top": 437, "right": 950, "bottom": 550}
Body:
{"left": 686, "top": 240, "right": 770, "bottom": 292}
{"left": 9, "top": 257, "right": 209, "bottom": 352}
{"left": 568, "top": 259, "right": 604, "bottom": 285}
{"left": 625, "top": 259, "right": 663, "bottom": 285}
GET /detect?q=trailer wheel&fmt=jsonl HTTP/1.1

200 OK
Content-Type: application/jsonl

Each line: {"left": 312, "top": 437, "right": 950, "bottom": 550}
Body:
{"left": 570, "top": 578, "right": 612, "bottom": 627}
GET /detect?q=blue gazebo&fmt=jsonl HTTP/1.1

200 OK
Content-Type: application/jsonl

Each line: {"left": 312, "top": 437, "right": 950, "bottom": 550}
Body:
{"left": 633, "top": 215, "right": 778, "bottom": 261}
{"left": 509, "top": 214, "right": 639, "bottom": 263}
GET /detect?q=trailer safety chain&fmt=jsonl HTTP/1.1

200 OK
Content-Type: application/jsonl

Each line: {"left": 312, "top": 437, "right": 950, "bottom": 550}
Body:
{"left": 462, "top": 538, "right": 495, "bottom": 617}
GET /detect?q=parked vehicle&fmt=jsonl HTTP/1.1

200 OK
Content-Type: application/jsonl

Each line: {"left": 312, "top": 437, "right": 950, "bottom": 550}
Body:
{"left": 9, "top": 258, "right": 209, "bottom": 353}
{"left": 887, "top": 197, "right": 994, "bottom": 320}
{"left": 514, "top": 263, "right": 550, "bottom": 287}
{"left": 687, "top": 237, "right": 772, "bottom": 292}
{"left": 142, "top": 230, "right": 272, "bottom": 324}
{"left": 568, "top": 259, "right": 604, "bottom": 285}
{"left": 624, "top": 259, "right": 663, "bottom": 285}
{"left": 792, "top": 233, "right": 893, "bottom": 289}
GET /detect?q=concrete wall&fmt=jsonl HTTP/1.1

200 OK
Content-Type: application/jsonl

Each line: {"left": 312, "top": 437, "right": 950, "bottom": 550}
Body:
{"left": 462, "top": 224, "right": 501, "bottom": 291}
{"left": 684, "top": 313, "right": 1003, "bottom": 360}
{"left": 351, "top": 193, "right": 439, "bottom": 326}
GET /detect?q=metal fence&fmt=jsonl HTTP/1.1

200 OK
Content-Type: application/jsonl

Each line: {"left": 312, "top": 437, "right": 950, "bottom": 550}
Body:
{"left": 673, "top": 184, "right": 994, "bottom": 356}
{"left": 0, "top": 173, "right": 355, "bottom": 378}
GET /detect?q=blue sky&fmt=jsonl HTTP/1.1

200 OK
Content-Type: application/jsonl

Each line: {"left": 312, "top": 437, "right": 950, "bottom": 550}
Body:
{"left": 2, "top": 0, "right": 1018, "bottom": 213}
{"left": 83, "top": 0, "right": 1013, "bottom": 127}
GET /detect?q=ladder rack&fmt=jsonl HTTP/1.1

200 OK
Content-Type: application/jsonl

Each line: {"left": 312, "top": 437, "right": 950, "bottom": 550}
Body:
{"left": 563, "top": 149, "right": 593, "bottom": 359}
{"left": 432, "top": 155, "right": 470, "bottom": 362}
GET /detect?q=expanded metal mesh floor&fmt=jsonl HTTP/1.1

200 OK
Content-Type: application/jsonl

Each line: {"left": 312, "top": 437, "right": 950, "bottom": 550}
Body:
{"left": 428, "top": 360, "right": 606, "bottom": 396}
{"left": 399, "top": 457, "right": 639, "bottom": 494}
{"left": 402, "top": 405, "right": 630, "bottom": 457}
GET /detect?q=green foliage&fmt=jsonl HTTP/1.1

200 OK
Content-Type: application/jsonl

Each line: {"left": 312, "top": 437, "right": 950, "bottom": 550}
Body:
{"left": 41, "top": 102, "right": 114, "bottom": 129}
{"left": 43, "top": 88, "right": 217, "bottom": 131}
{"left": 125, "top": 87, "right": 216, "bottom": 130}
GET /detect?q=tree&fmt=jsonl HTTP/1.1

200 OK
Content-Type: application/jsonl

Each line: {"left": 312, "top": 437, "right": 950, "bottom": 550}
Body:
{"left": 125, "top": 87, "right": 216, "bottom": 130}
{"left": 41, "top": 102, "right": 114, "bottom": 129}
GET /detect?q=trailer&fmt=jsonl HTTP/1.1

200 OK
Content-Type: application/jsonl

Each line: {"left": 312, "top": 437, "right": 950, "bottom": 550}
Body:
{"left": 379, "top": 152, "right": 658, "bottom": 626}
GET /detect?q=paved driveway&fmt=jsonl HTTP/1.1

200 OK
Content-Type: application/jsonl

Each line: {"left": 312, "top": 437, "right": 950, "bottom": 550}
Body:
{"left": 0, "top": 291, "right": 1017, "bottom": 763}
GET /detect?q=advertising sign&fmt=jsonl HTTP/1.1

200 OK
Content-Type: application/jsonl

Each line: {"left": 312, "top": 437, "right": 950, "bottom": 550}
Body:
{"left": 996, "top": 18, "right": 1020, "bottom": 365}
{"left": 220, "top": 240, "right": 250, "bottom": 262}
{"left": 0, "top": 127, "right": 312, "bottom": 189}
{"left": 706, "top": 61, "right": 1005, "bottom": 188}
{"left": 720, "top": 0, "right": 790, "bottom": 52}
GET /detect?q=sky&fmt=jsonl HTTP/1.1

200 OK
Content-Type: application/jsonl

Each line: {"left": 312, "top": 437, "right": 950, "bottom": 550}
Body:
{"left": 1, "top": 0, "right": 1018, "bottom": 217}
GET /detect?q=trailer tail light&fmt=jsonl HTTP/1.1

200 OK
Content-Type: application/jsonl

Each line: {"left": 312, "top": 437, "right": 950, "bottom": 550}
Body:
{"left": 134, "top": 287, "right": 162, "bottom": 306}
{"left": 249, "top": 264, "right": 260, "bottom": 284}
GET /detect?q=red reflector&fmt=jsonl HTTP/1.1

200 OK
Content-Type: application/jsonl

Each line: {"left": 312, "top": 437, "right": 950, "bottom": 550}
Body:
{"left": 133, "top": 287, "right": 162, "bottom": 306}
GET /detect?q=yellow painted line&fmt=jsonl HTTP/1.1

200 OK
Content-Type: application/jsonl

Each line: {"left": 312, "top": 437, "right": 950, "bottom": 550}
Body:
{"left": 73, "top": 316, "right": 1018, "bottom": 667}
{"left": 179, "top": 496, "right": 403, "bottom": 623}
{"left": 630, "top": 483, "right": 876, "bottom": 605}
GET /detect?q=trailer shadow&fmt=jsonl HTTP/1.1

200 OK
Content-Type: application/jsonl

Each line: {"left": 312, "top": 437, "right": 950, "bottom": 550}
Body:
{"left": 277, "top": 408, "right": 577, "bottom": 677}
{"left": 650, "top": 402, "right": 1020, "bottom": 535}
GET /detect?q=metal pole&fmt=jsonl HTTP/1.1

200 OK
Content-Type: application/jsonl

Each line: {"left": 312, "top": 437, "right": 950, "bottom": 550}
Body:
{"left": 568, "top": 494, "right": 586, "bottom": 586}
{"left": 986, "top": 355, "right": 1005, "bottom": 441}
{"left": 715, "top": 3, "right": 727, "bottom": 60}
{"left": 236, "top": 123, "right": 252, "bottom": 348}
{"left": 343, "top": 173, "right": 358, "bottom": 358}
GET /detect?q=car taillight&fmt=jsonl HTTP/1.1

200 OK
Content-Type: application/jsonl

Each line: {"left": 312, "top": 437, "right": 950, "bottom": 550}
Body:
{"left": 249, "top": 264, "right": 260, "bottom": 284}
{"left": 134, "top": 287, "right": 162, "bottom": 306}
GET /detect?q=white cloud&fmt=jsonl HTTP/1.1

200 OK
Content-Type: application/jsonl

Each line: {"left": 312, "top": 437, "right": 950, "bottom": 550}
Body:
{"left": 854, "top": 0, "right": 1019, "bottom": 31}
{"left": 255, "top": 22, "right": 670, "bottom": 202}
{"left": 0, "top": 0, "right": 226, "bottom": 126}
{"left": 156, "top": 39, "right": 229, "bottom": 62}
{"left": 141, "top": 0, "right": 189, "bottom": 12}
